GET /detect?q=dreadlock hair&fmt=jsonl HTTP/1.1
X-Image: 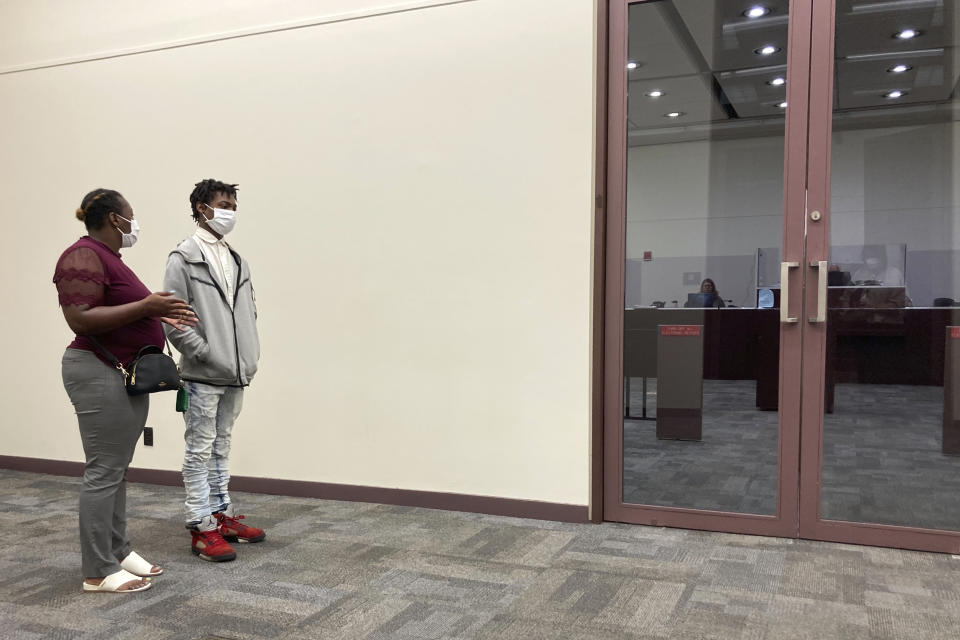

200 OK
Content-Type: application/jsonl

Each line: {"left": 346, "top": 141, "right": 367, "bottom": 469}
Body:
{"left": 189, "top": 179, "right": 239, "bottom": 224}
{"left": 76, "top": 189, "right": 125, "bottom": 231}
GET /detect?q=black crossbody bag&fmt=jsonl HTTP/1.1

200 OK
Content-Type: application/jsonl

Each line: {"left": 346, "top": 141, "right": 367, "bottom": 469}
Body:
{"left": 89, "top": 337, "right": 182, "bottom": 396}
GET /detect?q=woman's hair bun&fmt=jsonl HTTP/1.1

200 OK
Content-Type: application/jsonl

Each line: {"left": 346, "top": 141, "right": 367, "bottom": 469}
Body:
{"left": 75, "top": 207, "right": 86, "bottom": 221}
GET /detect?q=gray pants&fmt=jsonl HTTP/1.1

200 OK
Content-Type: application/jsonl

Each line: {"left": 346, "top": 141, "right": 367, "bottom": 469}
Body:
{"left": 61, "top": 348, "right": 148, "bottom": 578}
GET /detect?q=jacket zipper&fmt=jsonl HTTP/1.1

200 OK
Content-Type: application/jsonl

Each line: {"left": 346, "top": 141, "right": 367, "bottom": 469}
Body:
{"left": 231, "top": 311, "right": 242, "bottom": 386}
{"left": 194, "top": 251, "right": 244, "bottom": 386}
{"left": 230, "top": 260, "right": 246, "bottom": 386}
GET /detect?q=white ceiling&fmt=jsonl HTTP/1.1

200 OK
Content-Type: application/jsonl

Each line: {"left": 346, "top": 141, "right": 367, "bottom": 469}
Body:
{"left": 627, "top": 0, "right": 960, "bottom": 146}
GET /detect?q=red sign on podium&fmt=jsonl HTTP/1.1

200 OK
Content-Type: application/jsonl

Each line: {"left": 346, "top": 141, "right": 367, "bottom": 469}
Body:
{"left": 660, "top": 325, "right": 701, "bottom": 337}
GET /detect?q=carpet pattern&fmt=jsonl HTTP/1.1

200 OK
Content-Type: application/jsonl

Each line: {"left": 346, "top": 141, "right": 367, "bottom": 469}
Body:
{"left": 623, "top": 379, "right": 777, "bottom": 515}
{"left": 2, "top": 470, "right": 960, "bottom": 639}
{"left": 624, "top": 380, "right": 960, "bottom": 531}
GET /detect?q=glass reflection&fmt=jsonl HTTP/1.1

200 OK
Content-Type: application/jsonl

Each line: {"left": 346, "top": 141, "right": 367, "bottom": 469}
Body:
{"left": 821, "top": 0, "right": 960, "bottom": 531}
{"left": 622, "top": 0, "right": 790, "bottom": 514}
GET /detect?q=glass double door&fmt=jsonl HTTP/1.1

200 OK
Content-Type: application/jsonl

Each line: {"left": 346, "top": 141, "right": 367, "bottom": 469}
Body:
{"left": 604, "top": 0, "right": 960, "bottom": 553}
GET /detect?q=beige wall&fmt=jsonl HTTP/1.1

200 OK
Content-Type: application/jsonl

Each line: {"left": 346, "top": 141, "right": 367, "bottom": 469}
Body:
{"left": 0, "top": 0, "right": 597, "bottom": 506}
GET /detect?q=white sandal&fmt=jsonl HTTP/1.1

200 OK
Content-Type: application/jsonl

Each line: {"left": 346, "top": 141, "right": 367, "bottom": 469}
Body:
{"left": 120, "top": 551, "right": 163, "bottom": 577}
{"left": 82, "top": 569, "right": 152, "bottom": 593}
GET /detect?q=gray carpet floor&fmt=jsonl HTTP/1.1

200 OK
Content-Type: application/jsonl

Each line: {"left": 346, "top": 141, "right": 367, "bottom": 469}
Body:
{"left": 623, "top": 381, "right": 960, "bottom": 530}
{"left": 2, "top": 469, "right": 960, "bottom": 639}
{"left": 820, "top": 383, "right": 959, "bottom": 529}
{"left": 623, "top": 380, "right": 778, "bottom": 515}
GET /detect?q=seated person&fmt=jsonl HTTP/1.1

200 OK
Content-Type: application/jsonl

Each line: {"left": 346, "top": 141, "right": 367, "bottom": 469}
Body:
{"left": 684, "top": 278, "right": 726, "bottom": 308}
{"left": 851, "top": 247, "right": 904, "bottom": 286}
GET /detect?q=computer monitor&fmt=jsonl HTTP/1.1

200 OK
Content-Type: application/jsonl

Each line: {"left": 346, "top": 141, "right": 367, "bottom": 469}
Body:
{"left": 685, "top": 292, "right": 716, "bottom": 308}
{"left": 828, "top": 270, "right": 852, "bottom": 286}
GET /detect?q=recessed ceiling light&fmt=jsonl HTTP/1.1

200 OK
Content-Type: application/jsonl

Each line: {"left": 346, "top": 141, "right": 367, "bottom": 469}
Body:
{"left": 646, "top": 90, "right": 665, "bottom": 98}
{"left": 768, "top": 76, "right": 786, "bottom": 86}
{"left": 888, "top": 64, "right": 912, "bottom": 73}
{"left": 895, "top": 29, "right": 919, "bottom": 40}
{"left": 744, "top": 6, "right": 770, "bottom": 18}
{"left": 755, "top": 45, "right": 780, "bottom": 56}
{"left": 777, "top": 101, "right": 788, "bottom": 108}
{"left": 884, "top": 90, "right": 906, "bottom": 98}
{"left": 627, "top": 61, "right": 638, "bottom": 70}
{"left": 664, "top": 111, "right": 684, "bottom": 118}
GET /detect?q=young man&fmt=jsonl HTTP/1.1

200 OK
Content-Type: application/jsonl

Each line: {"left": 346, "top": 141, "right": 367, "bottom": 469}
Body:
{"left": 163, "top": 179, "right": 263, "bottom": 562}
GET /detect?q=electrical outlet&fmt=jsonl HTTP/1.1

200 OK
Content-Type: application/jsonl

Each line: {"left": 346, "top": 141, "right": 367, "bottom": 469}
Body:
{"left": 143, "top": 427, "right": 154, "bottom": 447}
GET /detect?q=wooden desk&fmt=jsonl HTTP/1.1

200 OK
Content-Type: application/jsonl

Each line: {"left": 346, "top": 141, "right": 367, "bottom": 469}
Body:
{"left": 623, "top": 306, "right": 960, "bottom": 413}
{"left": 623, "top": 308, "right": 779, "bottom": 409}
{"left": 824, "top": 308, "right": 960, "bottom": 411}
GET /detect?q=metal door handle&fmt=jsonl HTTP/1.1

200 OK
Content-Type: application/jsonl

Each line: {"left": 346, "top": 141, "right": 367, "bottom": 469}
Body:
{"left": 809, "top": 260, "right": 827, "bottom": 323}
{"left": 781, "top": 261, "right": 799, "bottom": 323}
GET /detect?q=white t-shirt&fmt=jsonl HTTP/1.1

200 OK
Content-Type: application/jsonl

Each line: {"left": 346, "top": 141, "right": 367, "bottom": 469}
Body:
{"left": 193, "top": 228, "right": 235, "bottom": 306}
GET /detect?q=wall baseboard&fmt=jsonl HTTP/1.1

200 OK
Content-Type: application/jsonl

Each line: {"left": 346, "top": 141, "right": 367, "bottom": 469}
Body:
{"left": 0, "top": 455, "right": 589, "bottom": 524}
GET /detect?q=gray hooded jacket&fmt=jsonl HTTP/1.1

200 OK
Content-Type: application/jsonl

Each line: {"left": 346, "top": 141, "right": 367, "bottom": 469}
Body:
{"left": 163, "top": 237, "right": 259, "bottom": 386}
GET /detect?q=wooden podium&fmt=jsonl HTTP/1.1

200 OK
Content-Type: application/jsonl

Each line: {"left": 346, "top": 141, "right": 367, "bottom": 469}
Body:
{"left": 656, "top": 325, "right": 704, "bottom": 441}
{"left": 943, "top": 326, "right": 960, "bottom": 455}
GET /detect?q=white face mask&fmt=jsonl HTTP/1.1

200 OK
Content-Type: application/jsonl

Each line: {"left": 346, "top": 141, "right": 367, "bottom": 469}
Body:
{"left": 114, "top": 214, "right": 140, "bottom": 248}
{"left": 204, "top": 204, "right": 237, "bottom": 236}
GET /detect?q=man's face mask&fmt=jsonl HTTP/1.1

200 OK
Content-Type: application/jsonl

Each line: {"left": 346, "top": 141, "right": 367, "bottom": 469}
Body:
{"left": 203, "top": 204, "right": 237, "bottom": 236}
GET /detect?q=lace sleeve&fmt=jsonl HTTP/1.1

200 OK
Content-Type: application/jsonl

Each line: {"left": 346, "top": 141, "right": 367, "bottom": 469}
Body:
{"left": 53, "top": 247, "right": 106, "bottom": 308}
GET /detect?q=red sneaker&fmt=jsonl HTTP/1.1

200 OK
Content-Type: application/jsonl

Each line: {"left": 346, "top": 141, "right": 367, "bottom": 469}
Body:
{"left": 191, "top": 529, "right": 237, "bottom": 562}
{"left": 215, "top": 512, "right": 266, "bottom": 543}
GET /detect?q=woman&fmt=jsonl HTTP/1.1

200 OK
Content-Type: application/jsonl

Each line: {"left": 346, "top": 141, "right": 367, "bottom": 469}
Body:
{"left": 699, "top": 278, "right": 726, "bottom": 308}
{"left": 54, "top": 188, "right": 196, "bottom": 593}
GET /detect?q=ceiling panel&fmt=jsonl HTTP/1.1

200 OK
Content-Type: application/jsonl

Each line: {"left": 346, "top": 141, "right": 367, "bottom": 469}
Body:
{"left": 627, "top": 1, "right": 700, "bottom": 79}
{"left": 836, "top": 46, "right": 960, "bottom": 109}
{"left": 835, "top": 0, "right": 955, "bottom": 59}
{"left": 673, "top": 0, "right": 791, "bottom": 72}
{"left": 628, "top": 75, "right": 727, "bottom": 129}
{"left": 624, "top": 0, "right": 960, "bottom": 145}
{"left": 715, "top": 64, "right": 790, "bottom": 117}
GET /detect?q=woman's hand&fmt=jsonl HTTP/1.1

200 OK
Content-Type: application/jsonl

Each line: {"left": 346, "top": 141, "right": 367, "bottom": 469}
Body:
{"left": 142, "top": 291, "right": 191, "bottom": 318}
{"left": 143, "top": 291, "right": 199, "bottom": 330}
{"left": 61, "top": 291, "right": 198, "bottom": 337}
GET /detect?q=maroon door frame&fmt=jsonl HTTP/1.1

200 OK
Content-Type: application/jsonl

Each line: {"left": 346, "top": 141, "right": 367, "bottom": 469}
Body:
{"left": 601, "top": 0, "right": 813, "bottom": 538}
{"left": 798, "top": 0, "right": 960, "bottom": 554}
{"left": 591, "top": 0, "right": 609, "bottom": 524}
{"left": 600, "top": 0, "right": 960, "bottom": 554}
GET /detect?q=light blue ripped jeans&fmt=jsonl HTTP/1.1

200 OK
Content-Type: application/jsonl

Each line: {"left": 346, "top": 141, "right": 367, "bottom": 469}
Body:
{"left": 182, "top": 381, "right": 244, "bottom": 528}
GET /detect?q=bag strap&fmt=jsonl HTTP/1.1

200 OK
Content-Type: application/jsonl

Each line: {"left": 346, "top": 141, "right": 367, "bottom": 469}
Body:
{"left": 88, "top": 335, "right": 175, "bottom": 375}
{"left": 87, "top": 336, "right": 130, "bottom": 379}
